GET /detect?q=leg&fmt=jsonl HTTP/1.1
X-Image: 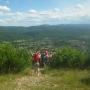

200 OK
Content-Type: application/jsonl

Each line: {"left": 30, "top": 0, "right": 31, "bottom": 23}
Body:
{"left": 37, "top": 67, "right": 40, "bottom": 76}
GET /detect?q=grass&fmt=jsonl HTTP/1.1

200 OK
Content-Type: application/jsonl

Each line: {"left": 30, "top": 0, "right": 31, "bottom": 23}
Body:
{"left": 0, "top": 69, "right": 90, "bottom": 90}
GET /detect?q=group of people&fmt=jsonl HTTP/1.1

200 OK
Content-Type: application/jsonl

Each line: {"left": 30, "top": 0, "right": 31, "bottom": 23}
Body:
{"left": 32, "top": 50, "right": 52, "bottom": 76}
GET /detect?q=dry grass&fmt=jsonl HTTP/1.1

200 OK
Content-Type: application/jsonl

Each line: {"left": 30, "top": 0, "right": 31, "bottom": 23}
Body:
{"left": 0, "top": 69, "right": 90, "bottom": 90}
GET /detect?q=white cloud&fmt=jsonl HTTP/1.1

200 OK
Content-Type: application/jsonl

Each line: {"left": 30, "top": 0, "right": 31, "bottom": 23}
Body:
{"left": 0, "top": 5, "right": 10, "bottom": 13}
{"left": 0, "top": 19, "right": 4, "bottom": 23}
{"left": 0, "top": 2, "right": 90, "bottom": 26}
{"left": 29, "top": 9, "right": 37, "bottom": 13}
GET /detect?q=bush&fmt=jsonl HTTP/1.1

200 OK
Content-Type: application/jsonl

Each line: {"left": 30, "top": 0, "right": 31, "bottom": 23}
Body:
{"left": 84, "top": 54, "right": 90, "bottom": 68}
{"left": 0, "top": 43, "right": 31, "bottom": 73}
{"left": 50, "top": 47, "right": 87, "bottom": 68}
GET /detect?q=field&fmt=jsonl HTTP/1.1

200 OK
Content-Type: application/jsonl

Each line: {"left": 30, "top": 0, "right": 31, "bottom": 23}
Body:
{"left": 0, "top": 69, "right": 90, "bottom": 90}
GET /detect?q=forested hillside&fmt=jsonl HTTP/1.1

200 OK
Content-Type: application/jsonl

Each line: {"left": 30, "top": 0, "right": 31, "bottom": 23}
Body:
{"left": 0, "top": 24, "right": 90, "bottom": 51}
{"left": 0, "top": 24, "right": 90, "bottom": 41}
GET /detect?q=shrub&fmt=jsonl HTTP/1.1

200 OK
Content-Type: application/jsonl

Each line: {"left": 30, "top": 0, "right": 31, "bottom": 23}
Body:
{"left": 0, "top": 43, "right": 31, "bottom": 73}
{"left": 50, "top": 47, "right": 87, "bottom": 68}
{"left": 84, "top": 54, "right": 90, "bottom": 68}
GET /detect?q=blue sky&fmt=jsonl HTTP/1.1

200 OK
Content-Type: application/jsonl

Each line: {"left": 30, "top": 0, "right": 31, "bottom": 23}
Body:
{"left": 0, "top": 0, "right": 86, "bottom": 11}
{"left": 0, "top": 0, "right": 90, "bottom": 26}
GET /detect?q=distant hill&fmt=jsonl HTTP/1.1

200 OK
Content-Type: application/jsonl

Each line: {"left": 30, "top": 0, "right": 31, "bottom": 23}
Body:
{"left": 0, "top": 24, "right": 90, "bottom": 41}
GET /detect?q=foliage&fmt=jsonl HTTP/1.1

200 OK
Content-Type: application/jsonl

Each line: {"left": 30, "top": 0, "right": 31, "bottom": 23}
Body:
{"left": 84, "top": 54, "right": 90, "bottom": 68}
{"left": 0, "top": 43, "right": 31, "bottom": 73}
{"left": 50, "top": 47, "right": 87, "bottom": 68}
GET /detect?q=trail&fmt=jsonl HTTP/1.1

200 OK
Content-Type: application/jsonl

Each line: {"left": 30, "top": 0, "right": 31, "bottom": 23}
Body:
{"left": 14, "top": 71, "right": 58, "bottom": 90}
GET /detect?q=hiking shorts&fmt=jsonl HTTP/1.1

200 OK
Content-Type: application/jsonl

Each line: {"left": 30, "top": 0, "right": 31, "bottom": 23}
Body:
{"left": 34, "top": 62, "right": 40, "bottom": 68}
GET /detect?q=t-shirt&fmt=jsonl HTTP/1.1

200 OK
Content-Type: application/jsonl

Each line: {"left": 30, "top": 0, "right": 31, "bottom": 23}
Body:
{"left": 45, "top": 51, "right": 49, "bottom": 58}
{"left": 33, "top": 53, "right": 41, "bottom": 62}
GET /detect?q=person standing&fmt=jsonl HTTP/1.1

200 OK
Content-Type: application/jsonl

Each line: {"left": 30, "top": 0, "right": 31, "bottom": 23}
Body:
{"left": 32, "top": 51, "right": 41, "bottom": 76}
{"left": 44, "top": 50, "right": 49, "bottom": 64}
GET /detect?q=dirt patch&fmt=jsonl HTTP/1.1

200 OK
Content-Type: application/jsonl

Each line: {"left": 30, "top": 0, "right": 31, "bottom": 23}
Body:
{"left": 14, "top": 74, "right": 58, "bottom": 90}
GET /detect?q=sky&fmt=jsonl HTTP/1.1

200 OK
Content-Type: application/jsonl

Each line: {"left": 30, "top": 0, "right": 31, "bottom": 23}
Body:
{"left": 0, "top": 0, "right": 90, "bottom": 26}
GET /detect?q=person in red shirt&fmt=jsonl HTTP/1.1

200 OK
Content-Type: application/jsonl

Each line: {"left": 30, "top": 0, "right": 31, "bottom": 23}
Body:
{"left": 32, "top": 51, "right": 41, "bottom": 76}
